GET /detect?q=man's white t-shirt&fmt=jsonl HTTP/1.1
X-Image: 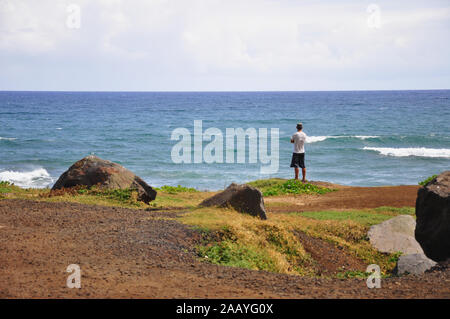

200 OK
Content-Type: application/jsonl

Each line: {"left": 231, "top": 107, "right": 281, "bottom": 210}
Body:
{"left": 292, "top": 131, "right": 307, "bottom": 153}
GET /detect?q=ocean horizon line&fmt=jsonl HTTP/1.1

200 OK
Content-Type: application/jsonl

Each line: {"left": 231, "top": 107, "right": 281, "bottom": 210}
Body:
{"left": 1, "top": 89, "right": 449, "bottom": 94}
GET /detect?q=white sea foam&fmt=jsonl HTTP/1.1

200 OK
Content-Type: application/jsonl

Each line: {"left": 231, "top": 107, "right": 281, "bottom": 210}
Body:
{"left": 0, "top": 168, "right": 54, "bottom": 188}
{"left": 363, "top": 147, "right": 450, "bottom": 158}
{"left": 353, "top": 136, "right": 379, "bottom": 140}
{"left": 306, "top": 136, "right": 330, "bottom": 143}
{"left": 306, "top": 135, "right": 379, "bottom": 143}
{"left": 0, "top": 137, "right": 17, "bottom": 141}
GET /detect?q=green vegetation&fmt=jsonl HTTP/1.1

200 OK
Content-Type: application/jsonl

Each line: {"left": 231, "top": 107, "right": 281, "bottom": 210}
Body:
{"left": 197, "top": 241, "right": 278, "bottom": 272}
{"left": 419, "top": 174, "right": 438, "bottom": 186}
{"left": 39, "top": 186, "right": 144, "bottom": 207}
{"left": 79, "top": 187, "right": 137, "bottom": 204}
{"left": 0, "top": 181, "right": 13, "bottom": 193}
{"left": 373, "top": 206, "right": 415, "bottom": 215}
{"left": 154, "top": 185, "right": 198, "bottom": 194}
{"left": 181, "top": 207, "right": 315, "bottom": 276}
{"left": 0, "top": 181, "right": 41, "bottom": 197}
{"left": 247, "top": 178, "right": 286, "bottom": 190}
{"left": 296, "top": 207, "right": 415, "bottom": 226}
{"left": 180, "top": 204, "right": 416, "bottom": 277}
{"left": 388, "top": 252, "right": 403, "bottom": 264}
{"left": 336, "top": 270, "right": 371, "bottom": 279}
{"left": 0, "top": 180, "right": 211, "bottom": 209}
{"left": 248, "top": 178, "right": 334, "bottom": 196}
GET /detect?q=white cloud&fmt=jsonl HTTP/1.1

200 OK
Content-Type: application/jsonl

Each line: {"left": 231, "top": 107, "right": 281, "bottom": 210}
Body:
{"left": 0, "top": 0, "right": 449, "bottom": 90}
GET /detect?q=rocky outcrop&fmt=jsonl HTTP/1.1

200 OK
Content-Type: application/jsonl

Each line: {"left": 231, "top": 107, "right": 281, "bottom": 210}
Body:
{"left": 395, "top": 253, "right": 437, "bottom": 276}
{"left": 200, "top": 183, "right": 267, "bottom": 220}
{"left": 368, "top": 215, "right": 424, "bottom": 254}
{"left": 52, "top": 155, "right": 157, "bottom": 203}
{"left": 415, "top": 171, "right": 450, "bottom": 262}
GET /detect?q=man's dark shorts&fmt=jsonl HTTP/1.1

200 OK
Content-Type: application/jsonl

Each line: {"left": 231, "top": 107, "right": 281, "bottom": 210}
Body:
{"left": 290, "top": 152, "right": 305, "bottom": 168}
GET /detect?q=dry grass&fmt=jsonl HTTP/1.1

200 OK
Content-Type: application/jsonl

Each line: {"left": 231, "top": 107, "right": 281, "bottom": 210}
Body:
{"left": 0, "top": 183, "right": 216, "bottom": 210}
{"left": 149, "top": 191, "right": 215, "bottom": 209}
{"left": 272, "top": 213, "right": 398, "bottom": 273}
{"left": 180, "top": 207, "right": 316, "bottom": 275}
{"left": 179, "top": 206, "right": 413, "bottom": 276}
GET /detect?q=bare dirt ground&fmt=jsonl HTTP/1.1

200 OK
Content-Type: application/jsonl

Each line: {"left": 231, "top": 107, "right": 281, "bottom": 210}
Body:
{"left": 295, "top": 230, "right": 367, "bottom": 276}
{"left": 0, "top": 185, "right": 449, "bottom": 299}
{"left": 265, "top": 185, "right": 420, "bottom": 212}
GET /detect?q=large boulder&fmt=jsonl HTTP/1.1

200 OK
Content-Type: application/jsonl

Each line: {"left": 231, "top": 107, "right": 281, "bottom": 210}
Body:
{"left": 394, "top": 253, "right": 437, "bottom": 276}
{"left": 368, "top": 215, "right": 424, "bottom": 254}
{"left": 200, "top": 183, "right": 267, "bottom": 220}
{"left": 52, "top": 155, "right": 157, "bottom": 203}
{"left": 415, "top": 171, "right": 450, "bottom": 262}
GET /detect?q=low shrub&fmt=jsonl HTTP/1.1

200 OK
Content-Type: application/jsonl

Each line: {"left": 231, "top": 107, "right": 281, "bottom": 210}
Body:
{"left": 419, "top": 174, "right": 438, "bottom": 186}
{"left": 255, "top": 179, "right": 334, "bottom": 196}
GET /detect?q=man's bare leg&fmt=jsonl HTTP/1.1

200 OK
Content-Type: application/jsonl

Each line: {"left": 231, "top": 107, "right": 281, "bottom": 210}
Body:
{"left": 294, "top": 167, "right": 299, "bottom": 180}
{"left": 302, "top": 168, "right": 306, "bottom": 183}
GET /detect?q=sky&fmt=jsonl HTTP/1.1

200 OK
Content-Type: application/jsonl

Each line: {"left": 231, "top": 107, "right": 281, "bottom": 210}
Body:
{"left": 0, "top": 0, "right": 449, "bottom": 91}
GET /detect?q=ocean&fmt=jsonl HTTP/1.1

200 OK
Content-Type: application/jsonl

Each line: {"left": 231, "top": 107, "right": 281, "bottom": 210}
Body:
{"left": 0, "top": 90, "right": 449, "bottom": 190}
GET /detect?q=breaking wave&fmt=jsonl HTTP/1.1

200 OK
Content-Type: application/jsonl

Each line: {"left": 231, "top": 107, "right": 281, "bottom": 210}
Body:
{"left": 0, "top": 168, "right": 54, "bottom": 188}
{"left": 306, "top": 135, "right": 379, "bottom": 143}
{"left": 363, "top": 147, "right": 450, "bottom": 158}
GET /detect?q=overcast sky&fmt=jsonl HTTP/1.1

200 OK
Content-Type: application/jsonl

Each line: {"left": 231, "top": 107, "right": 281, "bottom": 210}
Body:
{"left": 0, "top": 0, "right": 449, "bottom": 91}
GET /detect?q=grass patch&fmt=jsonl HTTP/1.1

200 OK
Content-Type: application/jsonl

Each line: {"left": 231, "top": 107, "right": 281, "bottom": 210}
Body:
{"left": 197, "top": 241, "right": 278, "bottom": 272}
{"left": 276, "top": 214, "right": 398, "bottom": 275}
{"left": 275, "top": 206, "right": 416, "bottom": 274}
{"left": 179, "top": 204, "right": 417, "bottom": 277}
{"left": 41, "top": 186, "right": 211, "bottom": 210}
{"left": 247, "top": 178, "right": 286, "bottom": 190}
{"left": 0, "top": 182, "right": 213, "bottom": 210}
{"left": 373, "top": 206, "right": 415, "bottom": 215}
{"left": 418, "top": 174, "right": 438, "bottom": 186}
{"left": 180, "top": 207, "right": 315, "bottom": 276}
{"left": 295, "top": 207, "right": 414, "bottom": 227}
{"left": 149, "top": 191, "right": 213, "bottom": 209}
{"left": 154, "top": 185, "right": 198, "bottom": 194}
{"left": 0, "top": 181, "right": 43, "bottom": 198}
{"left": 179, "top": 206, "right": 405, "bottom": 277}
{"left": 248, "top": 178, "right": 334, "bottom": 196}
{"left": 39, "top": 186, "right": 146, "bottom": 208}
{"left": 0, "top": 181, "right": 14, "bottom": 193}
{"left": 296, "top": 210, "right": 391, "bottom": 226}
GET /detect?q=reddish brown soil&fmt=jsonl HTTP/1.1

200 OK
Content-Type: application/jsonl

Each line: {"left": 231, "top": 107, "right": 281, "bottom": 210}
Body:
{"left": 295, "top": 231, "right": 367, "bottom": 276}
{"left": 266, "top": 185, "right": 420, "bottom": 213}
{"left": 0, "top": 192, "right": 449, "bottom": 299}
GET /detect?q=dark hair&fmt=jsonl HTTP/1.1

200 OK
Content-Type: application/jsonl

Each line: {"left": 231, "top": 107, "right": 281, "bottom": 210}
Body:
{"left": 296, "top": 123, "right": 303, "bottom": 130}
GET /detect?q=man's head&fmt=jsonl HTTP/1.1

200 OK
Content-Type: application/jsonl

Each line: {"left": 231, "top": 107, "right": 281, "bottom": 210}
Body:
{"left": 296, "top": 123, "right": 303, "bottom": 131}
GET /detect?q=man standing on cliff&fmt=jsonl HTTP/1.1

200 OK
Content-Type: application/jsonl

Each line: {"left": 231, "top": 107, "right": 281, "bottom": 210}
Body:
{"left": 290, "top": 123, "right": 307, "bottom": 182}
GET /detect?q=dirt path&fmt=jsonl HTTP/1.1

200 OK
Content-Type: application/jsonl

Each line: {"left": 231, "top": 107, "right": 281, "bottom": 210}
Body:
{"left": 295, "top": 231, "right": 367, "bottom": 276}
{"left": 266, "top": 185, "right": 419, "bottom": 213}
{"left": 0, "top": 198, "right": 448, "bottom": 299}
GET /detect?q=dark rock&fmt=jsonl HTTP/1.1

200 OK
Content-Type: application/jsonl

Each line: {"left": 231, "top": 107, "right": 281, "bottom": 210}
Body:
{"left": 52, "top": 155, "right": 156, "bottom": 203}
{"left": 394, "top": 253, "right": 437, "bottom": 276}
{"left": 415, "top": 171, "right": 450, "bottom": 262}
{"left": 200, "top": 183, "right": 267, "bottom": 219}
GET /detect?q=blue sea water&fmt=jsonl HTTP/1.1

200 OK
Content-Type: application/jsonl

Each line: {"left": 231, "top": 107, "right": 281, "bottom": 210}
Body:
{"left": 0, "top": 90, "right": 449, "bottom": 190}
